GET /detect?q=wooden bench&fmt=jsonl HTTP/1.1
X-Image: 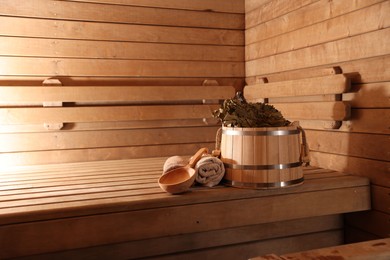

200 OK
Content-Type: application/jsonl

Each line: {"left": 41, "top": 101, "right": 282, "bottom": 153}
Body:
{"left": 0, "top": 76, "right": 370, "bottom": 259}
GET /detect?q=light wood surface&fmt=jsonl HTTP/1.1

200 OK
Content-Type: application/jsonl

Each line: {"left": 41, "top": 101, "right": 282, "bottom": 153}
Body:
{"left": 244, "top": 0, "right": 389, "bottom": 242}
{"left": 66, "top": 0, "right": 245, "bottom": 13}
{"left": 0, "top": 0, "right": 244, "bottom": 29}
{"left": 244, "top": 74, "right": 350, "bottom": 99}
{"left": 0, "top": 0, "right": 245, "bottom": 87}
{"left": 0, "top": 157, "right": 370, "bottom": 259}
{"left": 0, "top": 82, "right": 235, "bottom": 164}
{"left": 0, "top": 85, "right": 235, "bottom": 103}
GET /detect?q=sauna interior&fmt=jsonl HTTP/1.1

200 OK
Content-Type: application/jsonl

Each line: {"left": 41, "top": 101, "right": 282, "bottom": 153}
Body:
{"left": 0, "top": 0, "right": 389, "bottom": 259}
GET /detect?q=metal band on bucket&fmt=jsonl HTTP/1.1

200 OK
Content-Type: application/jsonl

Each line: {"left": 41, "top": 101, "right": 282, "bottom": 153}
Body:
{"left": 224, "top": 161, "right": 302, "bottom": 170}
{"left": 222, "top": 177, "right": 304, "bottom": 188}
{"left": 222, "top": 129, "right": 300, "bottom": 136}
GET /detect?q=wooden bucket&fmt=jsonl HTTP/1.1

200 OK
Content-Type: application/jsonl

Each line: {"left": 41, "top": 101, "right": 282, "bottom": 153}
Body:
{"left": 220, "top": 125, "right": 304, "bottom": 189}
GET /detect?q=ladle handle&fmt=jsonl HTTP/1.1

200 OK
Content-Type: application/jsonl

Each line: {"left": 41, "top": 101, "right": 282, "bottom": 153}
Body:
{"left": 188, "top": 147, "right": 208, "bottom": 168}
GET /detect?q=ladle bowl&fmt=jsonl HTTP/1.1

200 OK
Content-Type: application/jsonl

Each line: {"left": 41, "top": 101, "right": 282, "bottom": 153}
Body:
{"left": 158, "top": 148, "right": 208, "bottom": 194}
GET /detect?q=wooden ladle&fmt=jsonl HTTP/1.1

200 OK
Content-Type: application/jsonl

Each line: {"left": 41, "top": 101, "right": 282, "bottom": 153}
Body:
{"left": 158, "top": 148, "right": 208, "bottom": 194}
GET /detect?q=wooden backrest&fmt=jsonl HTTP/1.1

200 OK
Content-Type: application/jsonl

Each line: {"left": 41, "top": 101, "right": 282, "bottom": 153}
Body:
{"left": 244, "top": 69, "right": 352, "bottom": 130}
{"left": 0, "top": 79, "right": 235, "bottom": 166}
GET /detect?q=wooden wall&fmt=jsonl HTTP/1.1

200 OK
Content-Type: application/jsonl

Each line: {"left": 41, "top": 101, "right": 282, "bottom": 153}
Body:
{"left": 245, "top": 0, "right": 389, "bottom": 243}
{"left": 0, "top": 0, "right": 244, "bottom": 83}
{"left": 0, "top": 0, "right": 245, "bottom": 165}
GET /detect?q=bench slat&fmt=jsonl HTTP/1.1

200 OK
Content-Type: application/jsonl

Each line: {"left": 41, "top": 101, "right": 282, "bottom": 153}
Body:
{"left": 0, "top": 158, "right": 370, "bottom": 225}
{"left": 0, "top": 186, "right": 369, "bottom": 258}
{"left": 0, "top": 85, "right": 235, "bottom": 103}
{"left": 244, "top": 74, "right": 350, "bottom": 99}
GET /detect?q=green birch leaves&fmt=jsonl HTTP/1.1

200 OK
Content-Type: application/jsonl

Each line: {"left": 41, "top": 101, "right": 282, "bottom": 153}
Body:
{"left": 213, "top": 98, "right": 290, "bottom": 127}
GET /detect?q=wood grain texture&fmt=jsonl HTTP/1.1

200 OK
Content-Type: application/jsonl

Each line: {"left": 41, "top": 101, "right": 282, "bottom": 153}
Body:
{"left": 0, "top": 0, "right": 244, "bottom": 29}
{"left": 244, "top": 0, "right": 389, "bottom": 244}
{"left": 0, "top": 36, "right": 244, "bottom": 61}
{"left": 0, "top": 57, "right": 244, "bottom": 77}
{"left": 245, "top": 0, "right": 386, "bottom": 44}
{"left": 306, "top": 130, "right": 389, "bottom": 161}
{"left": 245, "top": 0, "right": 317, "bottom": 29}
{"left": 66, "top": 0, "right": 245, "bottom": 13}
{"left": 0, "top": 158, "right": 370, "bottom": 258}
{"left": 0, "top": 85, "right": 235, "bottom": 103}
{"left": 272, "top": 102, "right": 350, "bottom": 121}
{"left": 246, "top": 28, "right": 390, "bottom": 76}
{"left": 310, "top": 151, "right": 390, "bottom": 187}
{"left": 0, "top": 143, "right": 216, "bottom": 166}
{"left": 0, "top": 105, "right": 219, "bottom": 124}
{"left": 17, "top": 215, "right": 342, "bottom": 260}
{"left": 0, "top": 16, "right": 244, "bottom": 46}
{"left": 255, "top": 238, "right": 390, "bottom": 260}
{"left": 246, "top": 55, "right": 390, "bottom": 85}
{"left": 0, "top": 127, "right": 219, "bottom": 152}
{"left": 244, "top": 74, "right": 350, "bottom": 99}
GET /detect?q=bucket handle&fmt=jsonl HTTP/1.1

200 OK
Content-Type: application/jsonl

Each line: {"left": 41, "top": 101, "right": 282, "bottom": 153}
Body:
{"left": 212, "top": 127, "right": 222, "bottom": 158}
{"left": 292, "top": 121, "right": 310, "bottom": 166}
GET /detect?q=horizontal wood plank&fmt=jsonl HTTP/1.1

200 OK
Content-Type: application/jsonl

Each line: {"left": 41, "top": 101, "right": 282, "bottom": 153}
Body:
{"left": 65, "top": 0, "right": 245, "bottom": 13}
{"left": 343, "top": 82, "right": 390, "bottom": 108}
{"left": 246, "top": 28, "right": 390, "bottom": 76}
{"left": 0, "top": 104, "right": 219, "bottom": 124}
{"left": 20, "top": 215, "right": 342, "bottom": 260}
{"left": 246, "top": 55, "right": 390, "bottom": 86}
{"left": 0, "top": 160, "right": 370, "bottom": 223}
{"left": 0, "top": 36, "right": 244, "bottom": 62}
{"left": 0, "top": 126, "right": 219, "bottom": 152}
{"left": 0, "top": 16, "right": 244, "bottom": 46}
{"left": 245, "top": 0, "right": 272, "bottom": 13}
{"left": 340, "top": 109, "right": 390, "bottom": 134}
{"left": 148, "top": 231, "right": 343, "bottom": 260}
{"left": 244, "top": 74, "right": 350, "bottom": 99}
{"left": 245, "top": 0, "right": 317, "bottom": 29}
{"left": 0, "top": 143, "right": 216, "bottom": 166}
{"left": 245, "top": 0, "right": 386, "bottom": 45}
{"left": 272, "top": 102, "right": 350, "bottom": 121}
{"left": 0, "top": 119, "right": 220, "bottom": 133}
{"left": 0, "top": 77, "right": 244, "bottom": 88}
{"left": 0, "top": 57, "right": 244, "bottom": 77}
{"left": 310, "top": 151, "right": 390, "bottom": 187}
{"left": 0, "top": 184, "right": 367, "bottom": 257}
{"left": 0, "top": 157, "right": 370, "bottom": 258}
{"left": 0, "top": 86, "right": 235, "bottom": 103}
{"left": 0, "top": 0, "right": 244, "bottom": 29}
{"left": 306, "top": 130, "right": 389, "bottom": 161}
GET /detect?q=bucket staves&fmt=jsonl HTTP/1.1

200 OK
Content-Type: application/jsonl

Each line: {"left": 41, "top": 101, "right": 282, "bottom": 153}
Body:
{"left": 221, "top": 126, "right": 303, "bottom": 189}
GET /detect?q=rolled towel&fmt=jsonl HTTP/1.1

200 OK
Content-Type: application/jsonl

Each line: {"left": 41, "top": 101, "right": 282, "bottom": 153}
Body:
{"left": 163, "top": 156, "right": 186, "bottom": 175}
{"left": 195, "top": 155, "right": 225, "bottom": 187}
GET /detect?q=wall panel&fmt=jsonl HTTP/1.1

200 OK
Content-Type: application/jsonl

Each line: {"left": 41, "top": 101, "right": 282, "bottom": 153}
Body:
{"left": 0, "top": 1, "right": 245, "bottom": 165}
{"left": 245, "top": 0, "right": 389, "bottom": 242}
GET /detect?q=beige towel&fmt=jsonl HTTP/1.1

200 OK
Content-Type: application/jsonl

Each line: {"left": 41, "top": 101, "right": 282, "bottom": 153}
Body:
{"left": 163, "top": 156, "right": 186, "bottom": 175}
{"left": 195, "top": 156, "right": 225, "bottom": 187}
